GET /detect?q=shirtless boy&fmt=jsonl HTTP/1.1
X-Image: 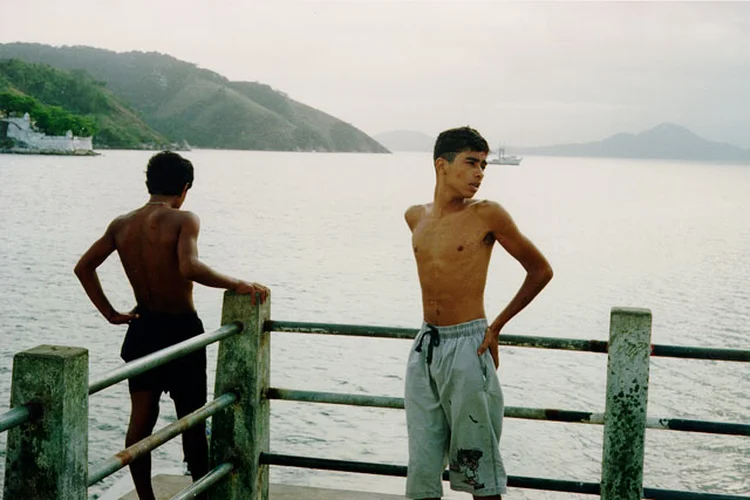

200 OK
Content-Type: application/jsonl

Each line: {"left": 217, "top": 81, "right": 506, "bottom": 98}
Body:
{"left": 74, "top": 151, "right": 268, "bottom": 500}
{"left": 404, "top": 127, "right": 553, "bottom": 499}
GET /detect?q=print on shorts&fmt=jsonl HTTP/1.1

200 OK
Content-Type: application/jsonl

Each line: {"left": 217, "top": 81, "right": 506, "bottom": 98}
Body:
{"left": 450, "top": 448, "right": 485, "bottom": 490}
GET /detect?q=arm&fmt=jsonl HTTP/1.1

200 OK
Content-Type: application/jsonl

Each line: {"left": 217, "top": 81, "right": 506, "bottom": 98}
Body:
{"left": 477, "top": 201, "right": 554, "bottom": 365}
{"left": 74, "top": 221, "right": 137, "bottom": 324}
{"left": 177, "top": 212, "right": 269, "bottom": 303}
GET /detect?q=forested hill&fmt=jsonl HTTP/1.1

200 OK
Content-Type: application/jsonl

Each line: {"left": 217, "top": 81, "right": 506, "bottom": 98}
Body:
{"left": 0, "top": 59, "right": 169, "bottom": 148}
{"left": 0, "top": 43, "right": 389, "bottom": 153}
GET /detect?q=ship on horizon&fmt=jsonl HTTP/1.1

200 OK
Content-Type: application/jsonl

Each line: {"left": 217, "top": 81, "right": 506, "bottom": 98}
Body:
{"left": 488, "top": 146, "right": 522, "bottom": 165}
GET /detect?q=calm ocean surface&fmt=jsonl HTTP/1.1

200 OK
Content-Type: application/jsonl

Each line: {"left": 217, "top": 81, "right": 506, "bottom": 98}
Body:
{"left": 0, "top": 150, "right": 748, "bottom": 499}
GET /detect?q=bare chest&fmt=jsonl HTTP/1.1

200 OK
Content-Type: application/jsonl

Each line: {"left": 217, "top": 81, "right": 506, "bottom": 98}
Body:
{"left": 412, "top": 216, "right": 494, "bottom": 262}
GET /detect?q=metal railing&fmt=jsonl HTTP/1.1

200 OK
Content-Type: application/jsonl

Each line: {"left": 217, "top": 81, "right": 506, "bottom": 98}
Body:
{"left": 2, "top": 295, "right": 748, "bottom": 500}
{"left": 88, "top": 321, "right": 243, "bottom": 395}
{"left": 0, "top": 403, "right": 37, "bottom": 433}
{"left": 86, "top": 392, "right": 238, "bottom": 486}
{"left": 1, "top": 296, "right": 253, "bottom": 500}
{"left": 263, "top": 387, "right": 749, "bottom": 437}
{"left": 262, "top": 315, "right": 749, "bottom": 499}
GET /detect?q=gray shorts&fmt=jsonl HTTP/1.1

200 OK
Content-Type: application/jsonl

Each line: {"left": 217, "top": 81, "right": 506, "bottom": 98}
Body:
{"left": 404, "top": 319, "right": 507, "bottom": 499}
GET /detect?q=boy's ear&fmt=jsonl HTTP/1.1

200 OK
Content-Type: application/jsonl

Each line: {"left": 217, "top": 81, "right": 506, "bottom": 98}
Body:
{"left": 435, "top": 157, "right": 447, "bottom": 174}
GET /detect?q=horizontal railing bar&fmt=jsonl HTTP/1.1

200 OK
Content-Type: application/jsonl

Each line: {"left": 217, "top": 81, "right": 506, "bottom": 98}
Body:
{"left": 267, "top": 388, "right": 403, "bottom": 409}
{"left": 501, "top": 334, "right": 608, "bottom": 353}
{"left": 261, "top": 453, "right": 750, "bottom": 499}
{"left": 170, "top": 462, "right": 233, "bottom": 500}
{"left": 267, "top": 387, "right": 604, "bottom": 424}
{"left": 267, "top": 388, "right": 750, "bottom": 436}
{"left": 88, "top": 322, "right": 244, "bottom": 395}
{"left": 266, "top": 320, "right": 417, "bottom": 339}
{"left": 261, "top": 451, "right": 407, "bottom": 476}
{"left": 651, "top": 344, "right": 750, "bottom": 362}
{"left": 266, "top": 320, "right": 605, "bottom": 351}
{"left": 87, "top": 392, "right": 237, "bottom": 486}
{"left": 0, "top": 403, "right": 38, "bottom": 433}
{"left": 266, "top": 320, "right": 750, "bottom": 362}
{"left": 644, "top": 488, "right": 750, "bottom": 500}
{"left": 260, "top": 452, "right": 601, "bottom": 494}
{"left": 646, "top": 417, "right": 750, "bottom": 436}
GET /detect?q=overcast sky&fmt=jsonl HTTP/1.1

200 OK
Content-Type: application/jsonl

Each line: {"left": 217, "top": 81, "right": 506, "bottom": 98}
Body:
{"left": 1, "top": 1, "right": 749, "bottom": 148}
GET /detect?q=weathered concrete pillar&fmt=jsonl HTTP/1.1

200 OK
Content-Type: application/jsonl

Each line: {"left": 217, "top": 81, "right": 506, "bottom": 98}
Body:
{"left": 3, "top": 345, "right": 89, "bottom": 500}
{"left": 601, "top": 308, "right": 652, "bottom": 500}
{"left": 210, "top": 291, "right": 271, "bottom": 500}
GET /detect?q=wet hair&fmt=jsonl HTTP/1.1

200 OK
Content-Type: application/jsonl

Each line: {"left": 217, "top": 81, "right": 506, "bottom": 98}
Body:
{"left": 145, "top": 151, "right": 194, "bottom": 195}
{"left": 433, "top": 126, "right": 489, "bottom": 162}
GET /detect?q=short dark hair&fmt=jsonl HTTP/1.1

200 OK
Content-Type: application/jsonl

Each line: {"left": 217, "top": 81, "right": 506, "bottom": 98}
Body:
{"left": 145, "top": 151, "right": 194, "bottom": 195}
{"left": 433, "top": 126, "right": 489, "bottom": 162}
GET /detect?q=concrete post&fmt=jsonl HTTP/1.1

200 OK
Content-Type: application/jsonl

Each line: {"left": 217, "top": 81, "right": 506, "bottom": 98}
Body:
{"left": 210, "top": 291, "right": 271, "bottom": 500}
{"left": 3, "top": 345, "right": 89, "bottom": 500}
{"left": 601, "top": 308, "right": 652, "bottom": 500}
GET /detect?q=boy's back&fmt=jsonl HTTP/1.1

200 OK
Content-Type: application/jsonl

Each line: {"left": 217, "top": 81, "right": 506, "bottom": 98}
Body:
{"left": 74, "top": 151, "right": 268, "bottom": 500}
{"left": 112, "top": 204, "right": 195, "bottom": 314}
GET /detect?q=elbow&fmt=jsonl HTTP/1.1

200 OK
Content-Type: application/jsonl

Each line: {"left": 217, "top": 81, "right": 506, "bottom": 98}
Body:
{"left": 179, "top": 260, "right": 198, "bottom": 281}
{"left": 73, "top": 260, "right": 87, "bottom": 280}
{"left": 533, "top": 262, "right": 553, "bottom": 286}
{"left": 542, "top": 264, "right": 554, "bottom": 285}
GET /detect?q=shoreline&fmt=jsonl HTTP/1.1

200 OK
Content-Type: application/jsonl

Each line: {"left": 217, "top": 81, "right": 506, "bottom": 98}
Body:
{"left": 0, "top": 148, "right": 100, "bottom": 156}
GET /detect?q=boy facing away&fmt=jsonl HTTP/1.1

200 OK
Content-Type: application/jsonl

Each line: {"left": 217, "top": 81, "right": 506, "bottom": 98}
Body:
{"left": 404, "top": 127, "right": 553, "bottom": 499}
{"left": 74, "top": 151, "right": 269, "bottom": 500}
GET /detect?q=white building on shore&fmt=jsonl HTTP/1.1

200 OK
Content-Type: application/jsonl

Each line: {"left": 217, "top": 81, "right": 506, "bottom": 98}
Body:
{"left": 1, "top": 113, "right": 93, "bottom": 153}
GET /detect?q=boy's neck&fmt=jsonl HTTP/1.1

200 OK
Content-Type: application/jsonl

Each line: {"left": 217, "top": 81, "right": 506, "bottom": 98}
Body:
{"left": 432, "top": 186, "right": 467, "bottom": 216}
{"left": 147, "top": 195, "right": 181, "bottom": 208}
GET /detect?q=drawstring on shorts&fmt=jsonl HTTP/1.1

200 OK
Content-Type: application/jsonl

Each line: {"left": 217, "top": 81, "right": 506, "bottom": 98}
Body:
{"left": 415, "top": 324, "right": 440, "bottom": 364}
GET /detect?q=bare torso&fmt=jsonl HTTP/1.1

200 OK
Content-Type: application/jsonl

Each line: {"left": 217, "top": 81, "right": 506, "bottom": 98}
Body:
{"left": 112, "top": 205, "right": 195, "bottom": 314}
{"left": 409, "top": 200, "right": 495, "bottom": 326}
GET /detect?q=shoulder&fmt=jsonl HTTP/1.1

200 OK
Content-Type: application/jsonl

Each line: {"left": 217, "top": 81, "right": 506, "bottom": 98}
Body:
{"left": 471, "top": 199, "right": 505, "bottom": 214}
{"left": 174, "top": 210, "right": 200, "bottom": 229}
{"left": 106, "top": 212, "right": 132, "bottom": 235}
{"left": 471, "top": 199, "right": 515, "bottom": 230}
{"left": 404, "top": 203, "right": 428, "bottom": 229}
{"left": 404, "top": 204, "right": 427, "bottom": 219}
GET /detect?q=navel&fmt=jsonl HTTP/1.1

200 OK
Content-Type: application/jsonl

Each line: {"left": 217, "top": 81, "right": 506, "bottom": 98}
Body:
{"left": 457, "top": 245, "right": 464, "bottom": 252}
{"left": 413, "top": 246, "right": 418, "bottom": 253}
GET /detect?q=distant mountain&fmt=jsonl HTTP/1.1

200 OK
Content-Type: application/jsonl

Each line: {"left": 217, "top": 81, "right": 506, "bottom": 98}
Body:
{"left": 0, "top": 43, "right": 389, "bottom": 153}
{"left": 517, "top": 123, "right": 750, "bottom": 163}
{"left": 374, "top": 130, "right": 434, "bottom": 152}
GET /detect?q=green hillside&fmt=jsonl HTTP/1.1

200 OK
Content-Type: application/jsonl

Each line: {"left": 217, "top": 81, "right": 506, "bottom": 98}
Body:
{"left": 0, "top": 43, "right": 389, "bottom": 153}
{"left": 0, "top": 58, "right": 169, "bottom": 149}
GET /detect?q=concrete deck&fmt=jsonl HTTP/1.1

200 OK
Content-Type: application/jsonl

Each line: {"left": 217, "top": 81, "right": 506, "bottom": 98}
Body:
{"left": 116, "top": 474, "right": 407, "bottom": 499}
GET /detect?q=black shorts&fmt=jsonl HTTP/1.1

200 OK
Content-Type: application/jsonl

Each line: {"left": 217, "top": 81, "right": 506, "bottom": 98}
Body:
{"left": 121, "top": 308, "right": 207, "bottom": 401}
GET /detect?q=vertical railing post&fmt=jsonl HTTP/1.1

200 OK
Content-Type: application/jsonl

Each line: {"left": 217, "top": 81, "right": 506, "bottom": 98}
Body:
{"left": 601, "top": 307, "right": 652, "bottom": 500}
{"left": 3, "top": 345, "right": 89, "bottom": 500}
{"left": 210, "top": 291, "right": 271, "bottom": 500}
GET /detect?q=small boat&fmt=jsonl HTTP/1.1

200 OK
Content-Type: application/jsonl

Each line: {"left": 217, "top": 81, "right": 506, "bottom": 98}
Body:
{"left": 488, "top": 146, "right": 522, "bottom": 165}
